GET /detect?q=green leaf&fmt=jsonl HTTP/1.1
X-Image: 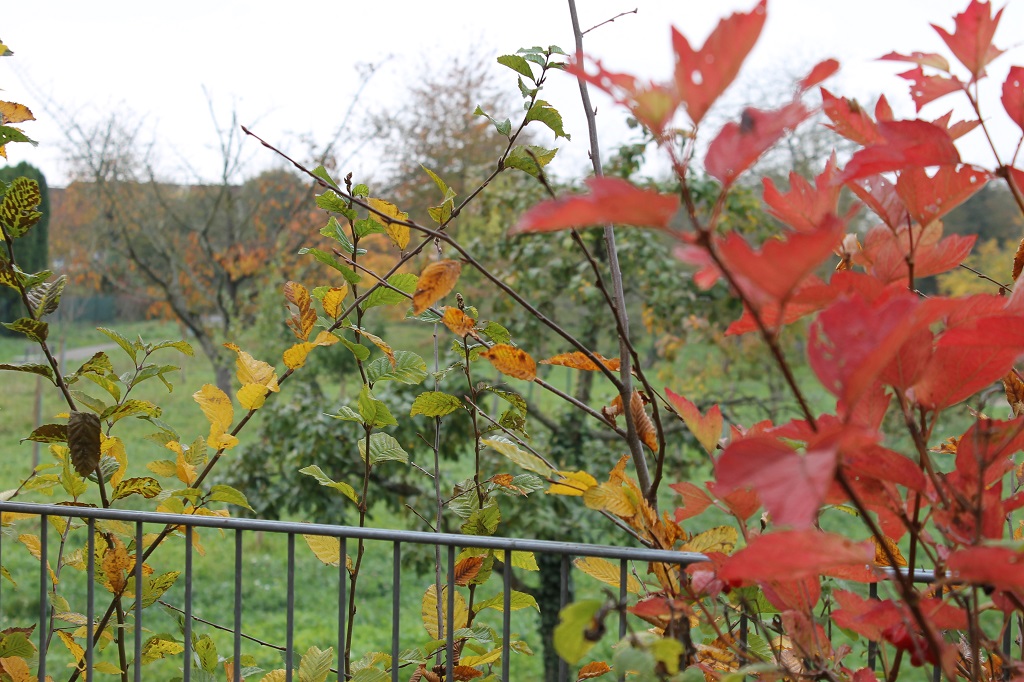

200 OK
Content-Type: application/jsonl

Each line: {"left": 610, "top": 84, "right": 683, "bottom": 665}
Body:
{"left": 112, "top": 477, "right": 162, "bottom": 501}
{"left": 100, "top": 399, "right": 161, "bottom": 424}
{"left": 138, "top": 571, "right": 180, "bottom": 608}
{"left": 461, "top": 503, "right": 500, "bottom": 536}
{"left": 27, "top": 275, "right": 66, "bottom": 317}
{"left": 352, "top": 183, "right": 370, "bottom": 198}
{"left": 98, "top": 327, "right": 140, "bottom": 363}
{"left": 505, "top": 145, "right": 558, "bottom": 178}
{"left": 298, "top": 247, "right": 362, "bottom": 284}
{"left": 427, "top": 202, "right": 453, "bottom": 225}
{"left": 480, "top": 321, "right": 511, "bottom": 345}
{"left": 208, "top": 484, "right": 254, "bottom": 511}
{"left": 3, "top": 317, "right": 47, "bottom": 342}
{"left": 517, "top": 77, "right": 536, "bottom": 99}
{"left": 22, "top": 423, "right": 67, "bottom": 444}
{"left": 0, "top": 362, "right": 55, "bottom": 384}
{"left": 311, "top": 165, "right": 336, "bottom": 186}
{"left": 81, "top": 372, "right": 122, "bottom": 402}
{"left": 525, "top": 100, "right": 570, "bottom": 140}
{"left": 357, "top": 433, "right": 408, "bottom": 466}
{"left": 492, "top": 549, "right": 540, "bottom": 571}
{"left": 350, "top": 669, "right": 389, "bottom": 682}
{"left": 149, "top": 339, "right": 194, "bottom": 356}
{"left": 481, "top": 387, "right": 527, "bottom": 415}
{"left": 0, "top": 126, "right": 37, "bottom": 148}
{"left": 70, "top": 352, "right": 114, "bottom": 379}
{"left": 0, "top": 176, "right": 42, "bottom": 238}
{"left": 362, "top": 273, "right": 418, "bottom": 309}
{"left": 0, "top": 632, "right": 34, "bottom": 658}
{"left": 358, "top": 385, "right": 398, "bottom": 428}
{"left": 315, "top": 190, "right": 349, "bottom": 213}
{"left": 338, "top": 335, "right": 370, "bottom": 362}
{"left": 354, "top": 218, "right": 386, "bottom": 238}
{"left": 321, "top": 216, "right": 356, "bottom": 254}
{"left": 298, "top": 465, "right": 358, "bottom": 503}
{"left": 365, "top": 351, "right": 427, "bottom": 385}
{"left": 553, "top": 600, "right": 602, "bottom": 664}
{"left": 472, "top": 590, "right": 539, "bottom": 613}
{"left": 481, "top": 436, "right": 552, "bottom": 476}
{"left": 326, "top": 405, "right": 363, "bottom": 424}
{"left": 410, "top": 391, "right": 462, "bottom": 417}
{"left": 299, "top": 646, "right": 334, "bottom": 682}
{"left": 70, "top": 389, "right": 108, "bottom": 414}
{"left": 421, "top": 166, "right": 453, "bottom": 199}
{"left": 195, "top": 635, "right": 219, "bottom": 673}
{"left": 473, "top": 105, "right": 511, "bottom": 137}
{"left": 497, "top": 54, "right": 535, "bottom": 81}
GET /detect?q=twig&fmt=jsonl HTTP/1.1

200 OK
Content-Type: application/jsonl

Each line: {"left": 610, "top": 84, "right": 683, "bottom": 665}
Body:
{"left": 582, "top": 8, "right": 638, "bottom": 36}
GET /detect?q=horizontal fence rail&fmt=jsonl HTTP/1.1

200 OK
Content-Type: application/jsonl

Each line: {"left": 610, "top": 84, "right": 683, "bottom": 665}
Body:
{"left": 0, "top": 501, "right": 1014, "bottom": 682}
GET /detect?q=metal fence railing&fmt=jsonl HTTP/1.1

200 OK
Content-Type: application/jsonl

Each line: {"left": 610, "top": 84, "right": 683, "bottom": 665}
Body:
{"left": 0, "top": 500, "right": 1017, "bottom": 682}
{"left": 0, "top": 500, "right": 708, "bottom": 682}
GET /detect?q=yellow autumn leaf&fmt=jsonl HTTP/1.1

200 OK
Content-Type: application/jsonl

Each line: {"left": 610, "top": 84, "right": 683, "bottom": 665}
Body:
{"left": 103, "top": 434, "right": 128, "bottom": 488}
{"left": 367, "top": 197, "right": 410, "bottom": 250}
{"left": 682, "top": 526, "right": 738, "bottom": 554}
{"left": 193, "top": 384, "right": 233, "bottom": 434}
{"left": 322, "top": 286, "right": 349, "bottom": 318}
{"left": 412, "top": 259, "right": 461, "bottom": 314}
{"left": 283, "top": 331, "right": 338, "bottom": 370}
{"left": 0, "top": 101, "right": 34, "bottom": 124}
{"left": 441, "top": 306, "right": 477, "bottom": 337}
{"left": 481, "top": 344, "right": 537, "bottom": 381}
{"left": 302, "top": 535, "right": 353, "bottom": 574}
{"left": 223, "top": 343, "right": 280, "bottom": 393}
{"left": 583, "top": 482, "right": 637, "bottom": 518}
{"left": 18, "top": 533, "right": 41, "bottom": 560}
{"left": 237, "top": 383, "right": 269, "bottom": 410}
{"left": 459, "top": 649, "right": 502, "bottom": 667}
{"left": 421, "top": 584, "right": 469, "bottom": 639}
{"left": 540, "top": 351, "right": 621, "bottom": 371}
{"left": 573, "top": 556, "right": 642, "bottom": 594}
{"left": 284, "top": 281, "right": 316, "bottom": 341}
{"left": 547, "top": 470, "right": 598, "bottom": 496}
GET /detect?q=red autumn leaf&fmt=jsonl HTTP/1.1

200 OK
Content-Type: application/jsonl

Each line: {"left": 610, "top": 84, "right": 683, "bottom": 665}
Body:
{"left": 714, "top": 435, "right": 837, "bottom": 529}
{"left": 705, "top": 101, "right": 810, "bottom": 186}
{"left": 878, "top": 51, "right": 952, "bottom": 72}
{"left": 897, "top": 67, "right": 964, "bottom": 111}
{"left": 717, "top": 530, "right": 873, "bottom": 583}
{"left": 847, "top": 173, "right": 909, "bottom": 230}
{"left": 831, "top": 590, "right": 902, "bottom": 641}
{"left": 948, "top": 546, "right": 1024, "bottom": 591}
{"left": 875, "top": 95, "right": 895, "bottom": 122}
{"left": 953, "top": 417, "right": 1024, "bottom": 487}
{"left": 567, "top": 57, "right": 680, "bottom": 135}
{"left": 1010, "top": 166, "right": 1024, "bottom": 196}
{"left": 1002, "top": 65, "right": 1024, "bottom": 132}
{"left": 932, "top": 112, "right": 981, "bottom": 140}
{"left": 510, "top": 177, "right": 678, "bottom": 235}
{"left": 672, "top": 0, "right": 767, "bottom": 125}
{"left": 760, "top": 577, "right": 821, "bottom": 612}
{"left": 798, "top": 58, "right": 840, "bottom": 92}
{"left": 762, "top": 155, "right": 844, "bottom": 233}
{"left": 877, "top": 328, "right": 934, "bottom": 391}
{"left": 894, "top": 165, "right": 990, "bottom": 227}
{"left": 931, "top": 0, "right": 1005, "bottom": 80}
{"left": 665, "top": 388, "right": 722, "bottom": 454}
{"left": 670, "top": 481, "right": 714, "bottom": 521}
{"left": 857, "top": 222, "right": 976, "bottom": 284}
{"left": 715, "top": 213, "right": 844, "bottom": 307}
{"left": 673, "top": 243, "right": 722, "bottom": 289}
{"left": 842, "top": 444, "right": 928, "bottom": 493}
{"left": 808, "top": 293, "right": 927, "bottom": 407}
{"left": 837, "top": 120, "right": 961, "bottom": 183}
{"left": 912, "top": 315, "right": 1024, "bottom": 410}
{"left": 821, "top": 89, "right": 884, "bottom": 146}
{"left": 705, "top": 481, "right": 762, "bottom": 520}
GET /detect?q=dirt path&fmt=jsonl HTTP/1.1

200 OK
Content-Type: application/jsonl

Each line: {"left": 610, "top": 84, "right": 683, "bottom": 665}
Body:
{"left": 17, "top": 343, "right": 117, "bottom": 363}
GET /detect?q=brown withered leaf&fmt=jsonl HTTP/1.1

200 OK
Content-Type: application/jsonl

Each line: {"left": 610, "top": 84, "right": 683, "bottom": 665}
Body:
{"left": 872, "top": 535, "right": 908, "bottom": 568}
{"left": 1013, "top": 237, "right": 1024, "bottom": 281}
{"left": 453, "top": 556, "right": 484, "bottom": 586}
{"left": 602, "top": 394, "right": 625, "bottom": 425}
{"left": 540, "top": 351, "right": 621, "bottom": 372}
{"left": 452, "top": 665, "right": 483, "bottom": 680}
{"left": 67, "top": 410, "right": 101, "bottom": 477}
{"left": 412, "top": 260, "right": 461, "bottom": 315}
{"left": 931, "top": 435, "right": 960, "bottom": 455}
{"left": 577, "top": 660, "right": 613, "bottom": 680}
{"left": 441, "top": 306, "right": 477, "bottom": 338}
{"left": 480, "top": 344, "right": 537, "bottom": 381}
{"left": 283, "top": 281, "right": 315, "bottom": 341}
{"left": 102, "top": 535, "right": 131, "bottom": 593}
{"left": 630, "top": 391, "right": 659, "bottom": 452}
{"left": 1002, "top": 371, "right": 1024, "bottom": 417}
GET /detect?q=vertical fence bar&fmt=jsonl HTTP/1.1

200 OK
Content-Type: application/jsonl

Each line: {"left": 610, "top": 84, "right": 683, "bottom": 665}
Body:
{"left": 86, "top": 518, "right": 95, "bottom": 678}
{"left": 1003, "top": 616, "right": 1013, "bottom": 682}
{"left": 618, "top": 559, "right": 627, "bottom": 639}
{"left": 233, "top": 530, "right": 243, "bottom": 682}
{"left": 286, "top": 533, "right": 295, "bottom": 682}
{"left": 184, "top": 526, "right": 193, "bottom": 682}
{"left": 392, "top": 543, "right": 401, "bottom": 682}
{"left": 134, "top": 521, "right": 144, "bottom": 682}
{"left": 446, "top": 545, "right": 455, "bottom": 681}
{"left": 559, "top": 555, "right": 569, "bottom": 682}
{"left": 502, "top": 551, "right": 511, "bottom": 682}
{"left": 867, "top": 582, "right": 878, "bottom": 670}
{"left": 338, "top": 537, "right": 347, "bottom": 681}
{"left": 38, "top": 516, "right": 47, "bottom": 681}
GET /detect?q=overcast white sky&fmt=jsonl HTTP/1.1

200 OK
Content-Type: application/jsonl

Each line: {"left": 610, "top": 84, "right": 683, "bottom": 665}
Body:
{"left": 3, "top": 0, "right": 1023, "bottom": 188}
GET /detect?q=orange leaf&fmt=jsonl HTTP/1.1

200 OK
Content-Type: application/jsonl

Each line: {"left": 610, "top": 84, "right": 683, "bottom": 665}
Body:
{"left": 577, "top": 661, "right": 613, "bottom": 680}
{"left": 540, "top": 351, "right": 620, "bottom": 371}
{"left": 412, "top": 260, "right": 461, "bottom": 315}
{"left": 872, "top": 536, "right": 908, "bottom": 568}
{"left": 602, "top": 394, "right": 625, "bottom": 425}
{"left": 453, "top": 556, "right": 484, "bottom": 587}
{"left": 510, "top": 177, "right": 678, "bottom": 234}
{"left": 1003, "top": 371, "right": 1024, "bottom": 417}
{"left": 1013, "top": 237, "right": 1024, "bottom": 281}
{"left": 665, "top": 389, "right": 722, "bottom": 454}
{"left": 442, "top": 306, "right": 477, "bottom": 337}
{"left": 453, "top": 666, "right": 483, "bottom": 681}
{"left": 283, "top": 281, "right": 315, "bottom": 341}
{"left": 629, "top": 391, "right": 658, "bottom": 452}
{"left": 480, "top": 344, "right": 537, "bottom": 381}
